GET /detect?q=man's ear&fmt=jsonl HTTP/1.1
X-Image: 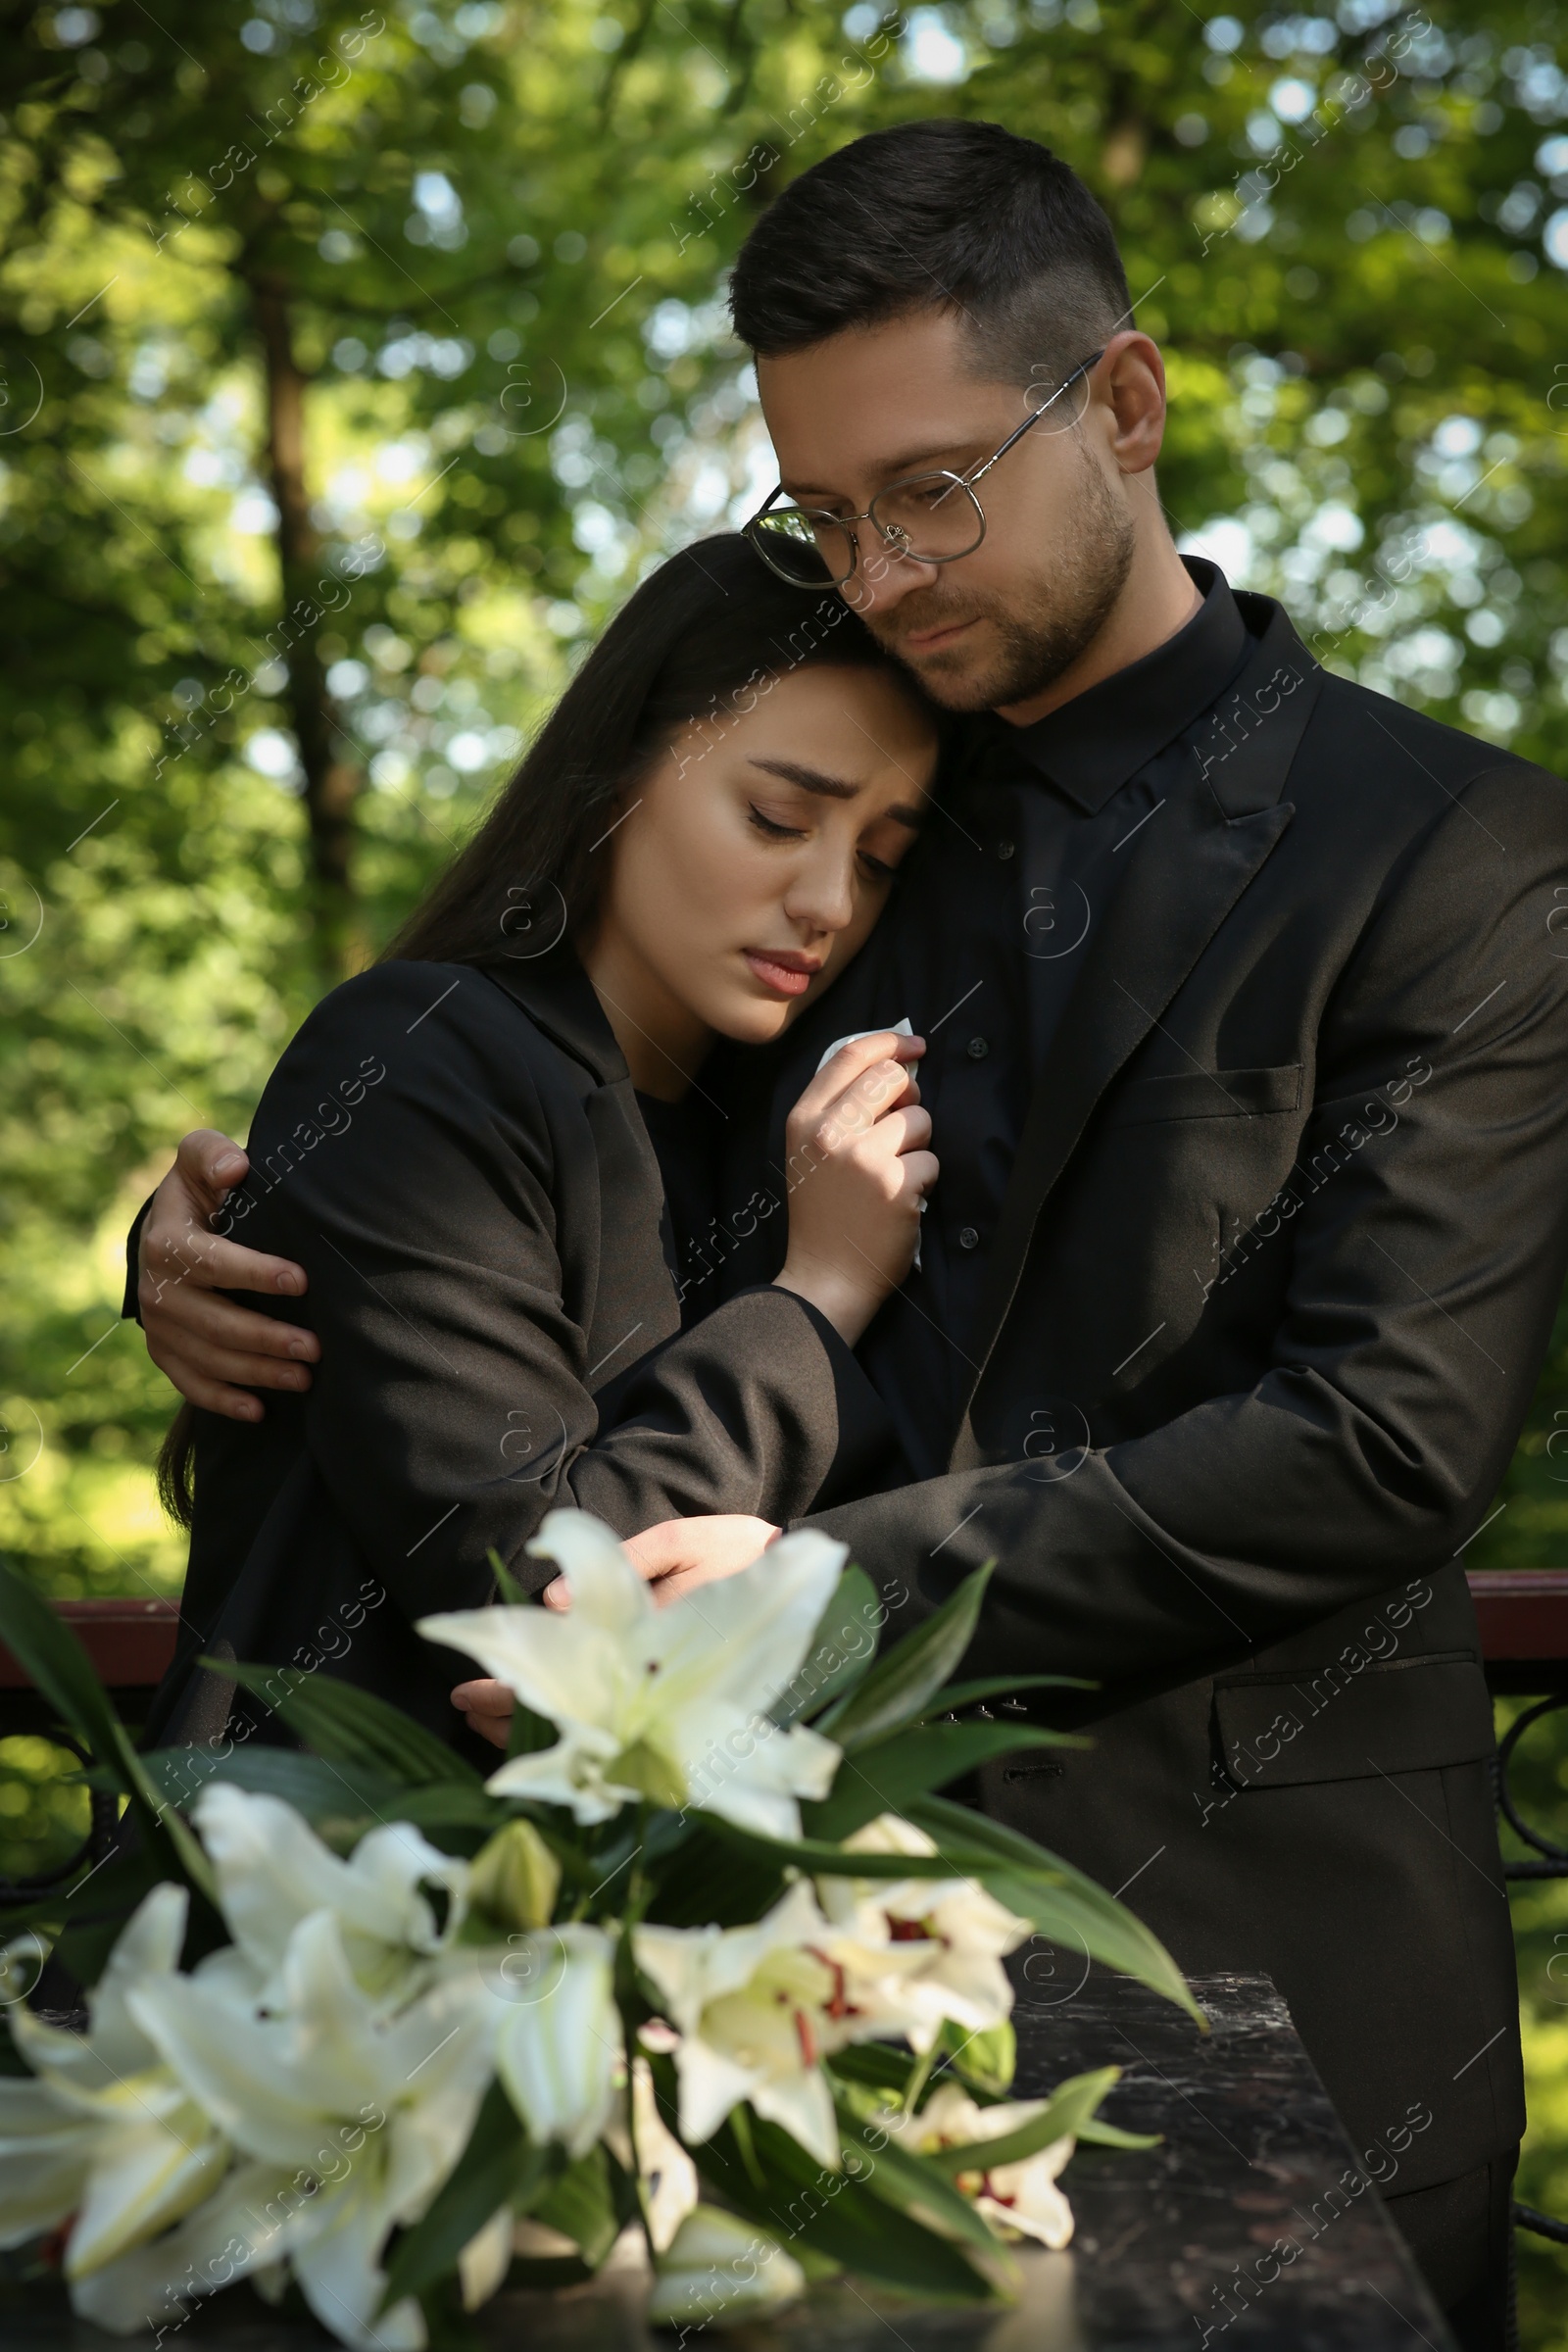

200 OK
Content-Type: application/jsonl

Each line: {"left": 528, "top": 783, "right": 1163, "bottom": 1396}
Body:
{"left": 1100, "top": 332, "right": 1167, "bottom": 476}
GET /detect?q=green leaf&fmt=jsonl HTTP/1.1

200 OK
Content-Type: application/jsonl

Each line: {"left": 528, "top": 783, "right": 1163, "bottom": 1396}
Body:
{"left": 806, "top": 1721, "right": 1074, "bottom": 1842}
{"left": 381, "top": 1786, "right": 512, "bottom": 1836}
{"left": 1077, "top": 2118, "right": 1162, "bottom": 2151}
{"left": 695, "top": 2109, "right": 1003, "bottom": 2303}
{"left": 905, "top": 1795, "right": 1205, "bottom": 2028}
{"left": 697, "top": 1813, "right": 971, "bottom": 1883}
{"left": 45, "top": 1845, "right": 172, "bottom": 1989}
{"left": 921, "top": 2066, "right": 1121, "bottom": 2177}
{"left": 209, "top": 1661, "right": 483, "bottom": 1788}
{"left": 768, "top": 1563, "right": 881, "bottom": 1728}
{"left": 531, "top": 2144, "right": 620, "bottom": 2270}
{"left": 140, "top": 1744, "right": 408, "bottom": 1848}
{"left": 815, "top": 1563, "right": 996, "bottom": 1752}
{"left": 642, "top": 1822, "right": 790, "bottom": 1929}
{"left": 380, "top": 2081, "right": 554, "bottom": 2313}
{"left": 907, "top": 1674, "right": 1092, "bottom": 1719}
{"left": 833, "top": 2097, "right": 1004, "bottom": 2259}
{"left": 506, "top": 1695, "right": 559, "bottom": 1759}
{"left": 486, "top": 1545, "right": 528, "bottom": 1606}
{"left": 0, "top": 1558, "right": 217, "bottom": 1914}
{"left": 825, "top": 2042, "right": 919, "bottom": 2097}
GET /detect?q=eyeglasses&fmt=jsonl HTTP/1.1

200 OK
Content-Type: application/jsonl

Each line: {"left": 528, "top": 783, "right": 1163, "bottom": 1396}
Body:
{"left": 746, "top": 349, "right": 1105, "bottom": 590}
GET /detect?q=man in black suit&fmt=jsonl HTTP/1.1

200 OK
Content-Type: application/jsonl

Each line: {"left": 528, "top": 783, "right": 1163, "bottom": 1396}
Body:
{"left": 612, "top": 122, "right": 1568, "bottom": 2347}
{"left": 134, "top": 122, "right": 1566, "bottom": 2346}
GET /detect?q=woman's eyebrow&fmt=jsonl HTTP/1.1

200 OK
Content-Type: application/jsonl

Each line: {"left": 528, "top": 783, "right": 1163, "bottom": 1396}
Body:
{"left": 748, "top": 757, "right": 923, "bottom": 828}
{"left": 749, "top": 756, "right": 855, "bottom": 799}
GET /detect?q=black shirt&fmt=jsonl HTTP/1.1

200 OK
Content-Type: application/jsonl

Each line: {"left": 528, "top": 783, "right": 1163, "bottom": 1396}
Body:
{"left": 853, "top": 557, "right": 1253, "bottom": 1477}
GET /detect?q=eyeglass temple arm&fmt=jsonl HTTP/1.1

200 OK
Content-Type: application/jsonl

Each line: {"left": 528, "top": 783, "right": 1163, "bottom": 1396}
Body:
{"left": 962, "top": 349, "right": 1106, "bottom": 490}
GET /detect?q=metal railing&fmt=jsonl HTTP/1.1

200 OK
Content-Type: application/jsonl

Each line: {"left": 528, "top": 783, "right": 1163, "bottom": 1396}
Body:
{"left": 0, "top": 1596, "right": 178, "bottom": 1903}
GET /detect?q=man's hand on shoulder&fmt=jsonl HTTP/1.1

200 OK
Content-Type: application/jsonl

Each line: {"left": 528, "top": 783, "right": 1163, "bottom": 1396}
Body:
{"left": 138, "top": 1129, "right": 320, "bottom": 1422}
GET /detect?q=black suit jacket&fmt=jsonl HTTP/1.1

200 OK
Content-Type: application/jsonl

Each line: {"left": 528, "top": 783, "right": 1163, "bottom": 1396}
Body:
{"left": 731, "top": 598, "right": 1568, "bottom": 2196}
{"left": 146, "top": 953, "right": 894, "bottom": 1749}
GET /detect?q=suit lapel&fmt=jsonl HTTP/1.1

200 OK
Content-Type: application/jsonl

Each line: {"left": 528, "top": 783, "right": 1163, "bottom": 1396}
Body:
{"left": 479, "top": 951, "right": 627, "bottom": 1085}
{"left": 951, "top": 606, "right": 1323, "bottom": 1466}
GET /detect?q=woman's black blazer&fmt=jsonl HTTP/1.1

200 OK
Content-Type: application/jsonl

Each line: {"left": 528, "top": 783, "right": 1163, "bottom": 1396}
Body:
{"left": 146, "top": 953, "right": 895, "bottom": 1747}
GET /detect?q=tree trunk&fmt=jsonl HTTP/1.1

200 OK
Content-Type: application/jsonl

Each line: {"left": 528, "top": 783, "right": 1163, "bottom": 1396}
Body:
{"left": 251, "top": 274, "right": 364, "bottom": 981}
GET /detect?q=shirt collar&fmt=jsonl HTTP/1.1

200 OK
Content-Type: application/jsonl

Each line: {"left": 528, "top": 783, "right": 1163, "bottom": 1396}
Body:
{"left": 974, "top": 557, "right": 1251, "bottom": 814}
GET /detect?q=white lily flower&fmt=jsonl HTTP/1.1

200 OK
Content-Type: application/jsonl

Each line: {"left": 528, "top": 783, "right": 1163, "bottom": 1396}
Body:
{"left": 816, "top": 1815, "right": 1031, "bottom": 2052}
{"left": 191, "top": 1783, "right": 469, "bottom": 2011}
{"left": 648, "top": 2203, "right": 806, "bottom": 2328}
{"left": 604, "top": 2056, "right": 699, "bottom": 2254}
{"left": 635, "top": 1880, "right": 909, "bottom": 2172}
{"left": 878, "top": 2082, "right": 1077, "bottom": 2248}
{"left": 70, "top": 2155, "right": 305, "bottom": 2337}
{"left": 492, "top": 1924, "right": 618, "bottom": 2159}
{"left": 0, "top": 1885, "right": 229, "bottom": 2278}
{"left": 123, "top": 1908, "right": 497, "bottom": 2351}
{"left": 419, "top": 1510, "right": 846, "bottom": 1838}
{"left": 456, "top": 2204, "right": 514, "bottom": 2312}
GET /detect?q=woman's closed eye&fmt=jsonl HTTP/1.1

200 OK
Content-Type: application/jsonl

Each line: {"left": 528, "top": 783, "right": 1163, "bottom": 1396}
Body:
{"left": 749, "top": 803, "right": 901, "bottom": 881}
{"left": 747, "top": 803, "right": 806, "bottom": 843}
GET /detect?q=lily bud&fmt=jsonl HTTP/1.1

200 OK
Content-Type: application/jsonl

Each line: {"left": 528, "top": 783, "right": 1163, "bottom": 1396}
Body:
{"left": 466, "top": 1819, "right": 561, "bottom": 1934}
{"left": 943, "top": 2017, "right": 1016, "bottom": 2096}
{"left": 494, "top": 1926, "right": 617, "bottom": 2159}
{"left": 647, "top": 2205, "right": 806, "bottom": 2328}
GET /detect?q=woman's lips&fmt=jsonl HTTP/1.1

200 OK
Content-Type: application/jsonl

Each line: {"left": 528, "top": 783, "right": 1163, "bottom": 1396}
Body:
{"left": 744, "top": 950, "right": 819, "bottom": 998}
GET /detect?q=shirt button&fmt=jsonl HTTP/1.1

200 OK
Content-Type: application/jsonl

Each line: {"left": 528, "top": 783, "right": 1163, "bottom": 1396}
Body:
{"left": 997, "top": 840, "right": 1016, "bottom": 861}
{"left": 958, "top": 1226, "right": 981, "bottom": 1250}
{"left": 966, "top": 1036, "right": 989, "bottom": 1060}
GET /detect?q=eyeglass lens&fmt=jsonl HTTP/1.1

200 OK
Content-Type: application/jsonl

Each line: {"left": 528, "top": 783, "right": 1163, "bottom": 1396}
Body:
{"left": 753, "top": 359, "right": 1095, "bottom": 582}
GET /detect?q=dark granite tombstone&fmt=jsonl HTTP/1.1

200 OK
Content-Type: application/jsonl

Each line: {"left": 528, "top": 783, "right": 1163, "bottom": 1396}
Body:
{"left": 0, "top": 1968, "right": 1451, "bottom": 2350}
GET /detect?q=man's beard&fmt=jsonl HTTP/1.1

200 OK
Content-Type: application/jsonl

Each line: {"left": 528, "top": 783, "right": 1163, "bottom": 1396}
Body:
{"left": 863, "top": 449, "right": 1137, "bottom": 712}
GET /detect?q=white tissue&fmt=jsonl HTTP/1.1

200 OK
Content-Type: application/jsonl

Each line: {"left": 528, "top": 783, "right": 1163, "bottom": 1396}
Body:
{"left": 812, "top": 1016, "right": 924, "bottom": 1271}
{"left": 814, "top": 1014, "right": 915, "bottom": 1076}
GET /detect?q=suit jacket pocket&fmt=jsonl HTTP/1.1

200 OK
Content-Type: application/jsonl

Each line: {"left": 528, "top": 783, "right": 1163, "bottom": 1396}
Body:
{"left": 1109, "top": 1062, "right": 1304, "bottom": 1124}
{"left": 1212, "top": 1653, "right": 1494, "bottom": 1789}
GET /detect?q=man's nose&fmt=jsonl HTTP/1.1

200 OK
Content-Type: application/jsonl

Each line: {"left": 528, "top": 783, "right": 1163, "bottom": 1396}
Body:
{"left": 841, "top": 522, "right": 941, "bottom": 616}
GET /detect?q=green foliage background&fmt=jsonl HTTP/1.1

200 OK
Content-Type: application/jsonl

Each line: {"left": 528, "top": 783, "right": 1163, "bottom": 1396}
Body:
{"left": 1, "top": 0, "right": 1566, "bottom": 2328}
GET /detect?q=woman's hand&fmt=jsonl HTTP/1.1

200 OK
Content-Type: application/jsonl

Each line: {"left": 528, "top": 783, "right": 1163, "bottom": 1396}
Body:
{"left": 773, "top": 1031, "right": 938, "bottom": 1345}
{"left": 451, "top": 1515, "right": 781, "bottom": 1746}
{"left": 138, "top": 1131, "right": 318, "bottom": 1421}
{"left": 452, "top": 1678, "right": 514, "bottom": 1750}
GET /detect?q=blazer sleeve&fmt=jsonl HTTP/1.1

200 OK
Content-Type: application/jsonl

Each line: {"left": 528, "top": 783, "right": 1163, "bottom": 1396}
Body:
{"left": 223, "top": 965, "right": 896, "bottom": 1624}
{"left": 803, "top": 761, "right": 1568, "bottom": 1688}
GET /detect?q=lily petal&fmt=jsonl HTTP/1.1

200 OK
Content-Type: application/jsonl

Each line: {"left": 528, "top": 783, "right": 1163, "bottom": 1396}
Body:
{"left": 194, "top": 1786, "right": 465, "bottom": 2002}
{"left": 67, "top": 2085, "right": 227, "bottom": 2278}
{"left": 292, "top": 2183, "right": 426, "bottom": 2352}
{"left": 68, "top": 2158, "right": 295, "bottom": 2337}
{"left": 14, "top": 1884, "right": 189, "bottom": 2098}
{"left": 750, "top": 2066, "right": 840, "bottom": 2176}
{"left": 494, "top": 1926, "right": 618, "bottom": 2159}
{"left": 420, "top": 1513, "right": 845, "bottom": 1836}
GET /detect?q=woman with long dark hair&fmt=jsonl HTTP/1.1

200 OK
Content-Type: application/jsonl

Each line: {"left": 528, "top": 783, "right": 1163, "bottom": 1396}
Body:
{"left": 135, "top": 534, "right": 939, "bottom": 1751}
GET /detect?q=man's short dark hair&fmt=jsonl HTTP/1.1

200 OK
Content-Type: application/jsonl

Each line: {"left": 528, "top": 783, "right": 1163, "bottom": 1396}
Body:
{"left": 730, "top": 119, "right": 1131, "bottom": 392}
